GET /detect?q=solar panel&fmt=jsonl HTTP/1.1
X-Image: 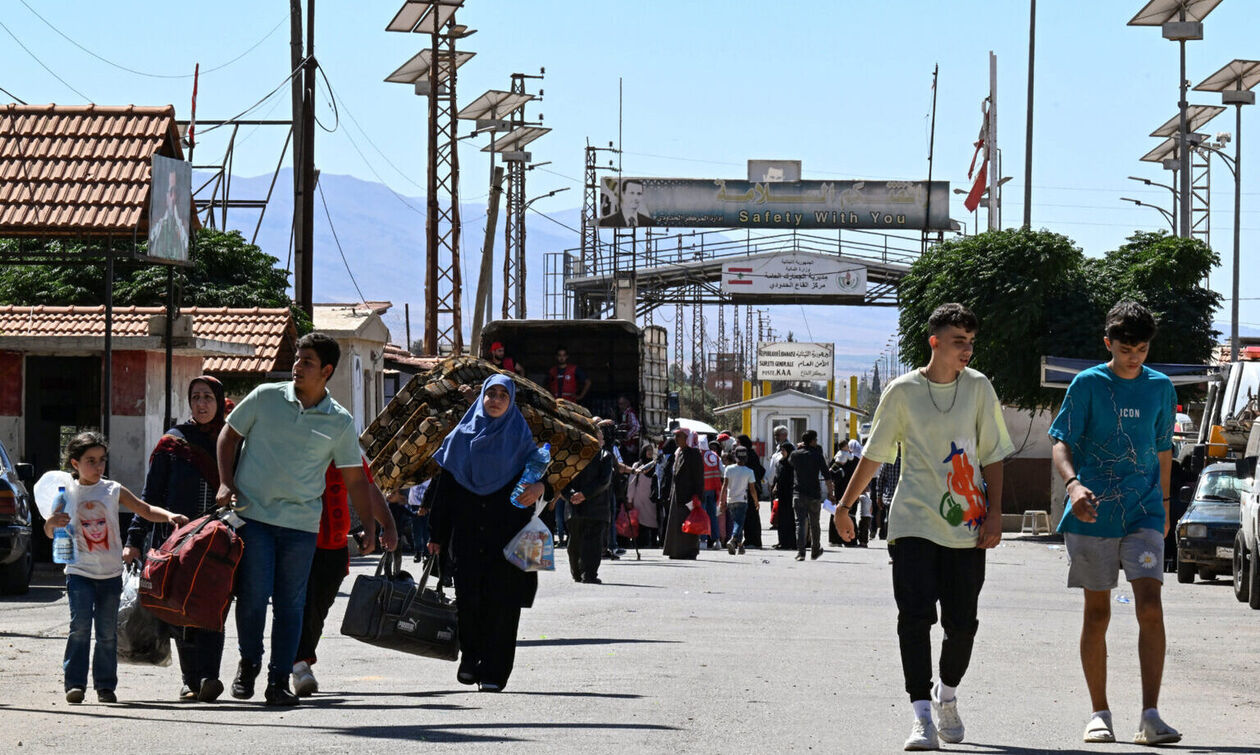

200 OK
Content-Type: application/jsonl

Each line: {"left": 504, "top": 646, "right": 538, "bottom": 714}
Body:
{"left": 1141, "top": 136, "right": 1182, "bottom": 163}
{"left": 481, "top": 126, "right": 550, "bottom": 153}
{"left": 384, "top": 49, "right": 475, "bottom": 84}
{"left": 1128, "top": 0, "right": 1223, "bottom": 26}
{"left": 1150, "top": 104, "right": 1224, "bottom": 136}
{"left": 1195, "top": 59, "right": 1260, "bottom": 92}
{"left": 457, "top": 91, "right": 532, "bottom": 120}
{"left": 386, "top": 0, "right": 462, "bottom": 33}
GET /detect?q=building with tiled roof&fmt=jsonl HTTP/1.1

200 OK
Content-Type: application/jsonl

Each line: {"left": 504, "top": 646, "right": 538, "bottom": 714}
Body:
{"left": 0, "top": 305, "right": 296, "bottom": 493}
{"left": 0, "top": 104, "right": 187, "bottom": 236}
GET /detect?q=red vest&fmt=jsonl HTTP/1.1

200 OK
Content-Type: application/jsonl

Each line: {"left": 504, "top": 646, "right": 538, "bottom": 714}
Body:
{"left": 702, "top": 450, "right": 723, "bottom": 492}
{"left": 318, "top": 460, "right": 372, "bottom": 550}
{"left": 548, "top": 364, "right": 580, "bottom": 399}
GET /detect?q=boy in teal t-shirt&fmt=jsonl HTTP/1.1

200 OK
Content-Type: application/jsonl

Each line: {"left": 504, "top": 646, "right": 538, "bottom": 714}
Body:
{"left": 1049, "top": 301, "right": 1180, "bottom": 746}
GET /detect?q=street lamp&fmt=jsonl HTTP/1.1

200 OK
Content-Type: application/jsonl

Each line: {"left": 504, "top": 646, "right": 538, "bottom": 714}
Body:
{"left": 1195, "top": 58, "right": 1260, "bottom": 363}
{"left": 1121, "top": 196, "right": 1177, "bottom": 232}
{"left": 1129, "top": 0, "right": 1222, "bottom": 238}
{"left": 1127, "top": 175, "right": 1180, "bottom": 235}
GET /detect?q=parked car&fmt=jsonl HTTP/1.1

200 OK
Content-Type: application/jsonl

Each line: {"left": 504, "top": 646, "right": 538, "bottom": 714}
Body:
{"left": 1237, "top": 455, "right": 1260, "bottom": 609}
{"left": 1175, "top": 462, "right": 1246, "bottom": 584}
{"left": 0, "top": 437, "right": 35, "bottom": 595}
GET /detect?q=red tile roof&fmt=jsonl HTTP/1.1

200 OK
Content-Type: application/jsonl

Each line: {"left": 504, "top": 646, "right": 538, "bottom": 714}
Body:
{"left": 383, "top": 341, "right": 441, "bottom": 372}
{"left": 0, "top": 104, "right": 184, "bottom": 236}
{"left": 0, "top": 305, "right": 295, "bottom": 374}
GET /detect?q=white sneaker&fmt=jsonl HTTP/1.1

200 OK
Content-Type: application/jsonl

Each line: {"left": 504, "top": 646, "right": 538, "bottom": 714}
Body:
{"left": 291, "top": 661, "right": 318, "bottom": 697}
{"left": 1083, "top": 711, "right": 1115, "bottom": 743}
{"left": 1134, "top": 713, "right": 1181, "bottom": 746}
{"left": 931, "top": 689, "right": 965, "bottom": 744}
{"left": 904, "top": 717, "right": 940, "bottom": 751}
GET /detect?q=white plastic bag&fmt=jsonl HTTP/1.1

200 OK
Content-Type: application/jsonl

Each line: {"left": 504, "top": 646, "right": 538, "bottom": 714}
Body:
{"left": 117, "top": 564, "right": 171, "bottom": 666}
{"left": 33, "top": 470, "right": 74, "bottom": 520}
{"left": 503, "top": 501, "right": 555, "bottom": 572}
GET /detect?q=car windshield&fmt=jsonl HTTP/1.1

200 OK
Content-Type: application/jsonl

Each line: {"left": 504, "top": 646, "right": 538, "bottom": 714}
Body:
{"left": 1194, "top": 470, "right": 1248, "bottom": 502}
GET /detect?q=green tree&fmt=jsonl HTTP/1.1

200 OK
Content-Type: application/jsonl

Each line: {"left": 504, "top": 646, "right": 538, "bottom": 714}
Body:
{"left": 897, "top": 228, "right": 1220, "bottom": 411}
{"left": 0, "top": 229, "right": 311, "bottom": 333}
{"left": 898, "top": 228, "right": 1093, "bottom": 410}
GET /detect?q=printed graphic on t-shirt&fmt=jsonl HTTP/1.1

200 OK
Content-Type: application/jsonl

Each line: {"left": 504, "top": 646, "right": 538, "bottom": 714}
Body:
{"left": 75, "top": 497, "right": 119, "bottom": 554}
{"left": 939, "top": 440, "right": 987, "bottom": 531}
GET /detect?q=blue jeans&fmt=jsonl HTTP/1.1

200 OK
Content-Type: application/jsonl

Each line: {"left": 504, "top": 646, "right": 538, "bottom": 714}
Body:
{"left": 554, "top": 498, "right": 567, "bottom": 539}
{"left": 235, "top": 520, "right": 318, "bottom": 685}
{"left": 726, "top": 501, "right": 750, "bottom": 546}
{"left": 703, "top": 491, "right": 720, "bottom": 545}
{"left": 64, "top": 574, "right": 122, "bottom": 691}
{"left": 410, "top": 511, "right": 431, "bottom": 552}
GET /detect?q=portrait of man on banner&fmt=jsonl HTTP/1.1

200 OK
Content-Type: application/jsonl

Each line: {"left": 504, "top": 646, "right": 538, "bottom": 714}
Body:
{"left": 148, "top": 155, "right": 191, "bottom": 263}
{"left": 599, "top": 177, "right": 653, "bottom": 228}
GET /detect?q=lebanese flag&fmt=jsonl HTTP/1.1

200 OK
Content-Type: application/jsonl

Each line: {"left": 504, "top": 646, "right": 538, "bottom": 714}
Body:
{"left": 188, "top": 63, "right": 199, "bottom": 150}
{"left": 963, "top": 105, "right": 988, "bottom": 212}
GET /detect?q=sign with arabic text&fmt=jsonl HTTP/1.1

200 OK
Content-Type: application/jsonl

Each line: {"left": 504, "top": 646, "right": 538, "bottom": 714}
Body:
{"left": 721, "top": 253, "right": 866, "bottom": 298}
{"left": 756, "top": 342, "right": 835, "bottom": 382}
{"left": 598, "top": 177, "right": 950, "bottom": 230}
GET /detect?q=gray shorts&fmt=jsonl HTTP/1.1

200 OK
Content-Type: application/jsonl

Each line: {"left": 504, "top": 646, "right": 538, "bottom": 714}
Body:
{"left": 1064, "top": 528, "right": 1165, "bottom": 591}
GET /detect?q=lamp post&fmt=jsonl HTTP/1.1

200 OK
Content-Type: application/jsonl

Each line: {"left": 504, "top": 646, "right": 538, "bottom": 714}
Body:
{"left": 1195, "top": 59, "right": 1259, "bottom": 363}
{"left": 1121, "top": 196, "right": 1177, "bottom": 232}
{"left": 1127, "top": 175, "right": 1180, "bottom": 235}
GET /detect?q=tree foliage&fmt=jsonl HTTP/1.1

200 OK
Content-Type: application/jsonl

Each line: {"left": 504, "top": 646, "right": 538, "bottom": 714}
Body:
{"left": 898, "top": 228, "right": 1219, "bottom": 410}
{"left": 0, "top": 229, "right": 312, "bottom": 333}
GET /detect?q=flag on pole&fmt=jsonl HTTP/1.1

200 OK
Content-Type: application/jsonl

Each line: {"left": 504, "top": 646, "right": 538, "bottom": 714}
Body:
{"left": 964, "top": 100, "right": 989, "bottom": 212}
{"left": 187, "top": 63, "right": 199, "bottom": 151}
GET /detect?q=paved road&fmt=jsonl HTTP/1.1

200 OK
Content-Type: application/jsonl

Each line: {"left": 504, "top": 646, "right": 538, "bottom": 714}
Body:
{"left": 3, "top": 515, "right": 1259, "bottom": 754}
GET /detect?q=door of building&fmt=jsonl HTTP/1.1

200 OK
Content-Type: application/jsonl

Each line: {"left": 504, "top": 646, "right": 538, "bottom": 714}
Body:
{"left": 24, "top": 356, "right": 102, "bottom": 560}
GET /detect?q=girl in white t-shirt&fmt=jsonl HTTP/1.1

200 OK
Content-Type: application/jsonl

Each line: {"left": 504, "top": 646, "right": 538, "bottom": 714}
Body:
{"left": 41, "top": 431, "right": 187, "bottom": 704}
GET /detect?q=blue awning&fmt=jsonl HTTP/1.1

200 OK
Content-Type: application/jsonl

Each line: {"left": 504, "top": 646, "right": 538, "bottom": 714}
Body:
{"left": 1040, "top": 356, "right": 1218, "bottom": 389}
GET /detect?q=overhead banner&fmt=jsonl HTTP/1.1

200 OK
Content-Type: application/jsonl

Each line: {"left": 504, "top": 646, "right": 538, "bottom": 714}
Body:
{"left": 721, "top": 252, "right": 866, "bottom": 298}
{"left": 146, "top": 154, "right": 192, "bottom": 265}
{"left": 757, "top": 342, "right": 835, "bottom": 381}
{"left": 599, "top": 177, "right": 950, "bottom": 230}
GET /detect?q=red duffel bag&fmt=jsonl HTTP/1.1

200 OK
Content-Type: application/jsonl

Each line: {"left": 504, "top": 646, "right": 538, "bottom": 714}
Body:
{"left": 140, "top": 511, "right": 243, "bottom": 632}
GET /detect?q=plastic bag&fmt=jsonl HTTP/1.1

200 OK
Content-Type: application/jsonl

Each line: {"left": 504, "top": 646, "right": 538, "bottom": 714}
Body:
{"left": 117, "top": 564, "right": 171, "bottom": 666}
{"left": 33, "top": 470, "right": 74, "bottom": 520}
{"left": 615, "top": 506, "right": 639, "bottom": 539}
{"left": 681, "top": 504, "right": 711, "bottom": 536}
{"left": 503, "top": 503, "right": 555, "bottom": 572}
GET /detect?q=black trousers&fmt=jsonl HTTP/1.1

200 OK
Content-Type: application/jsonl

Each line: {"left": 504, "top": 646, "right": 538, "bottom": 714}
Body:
{"left": 890, "top": 537, "right": 986, "bottom": 702}
{"left": 456, "top": 583, "right": 523, "bottom": 688}
{"left": 566, "top": 518, "right": 606, "bottom": 581}
{"left": 295, "top": 546, "right": 349, "bottom": 666}
{"left": 169, "top": 623, "right": 225, "bottom": 687}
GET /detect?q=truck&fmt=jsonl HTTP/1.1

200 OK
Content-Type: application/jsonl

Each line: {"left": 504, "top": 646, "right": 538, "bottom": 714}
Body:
{"left": 478, "top": 319, "right": 668, "bottom": 441}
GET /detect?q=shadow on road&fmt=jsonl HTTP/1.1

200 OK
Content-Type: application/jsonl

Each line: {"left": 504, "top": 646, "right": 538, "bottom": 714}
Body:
{"left": 517, "top": 637, "right": 679, "bottom": 647}
{"left": 0, "top": 585, "right": 64, "bottom": 604}
{"left": 954, "top": 742, "right": 1251, "bottom": 754}
{"left": 333, "top": 720, "right": 678, "bottom": 743}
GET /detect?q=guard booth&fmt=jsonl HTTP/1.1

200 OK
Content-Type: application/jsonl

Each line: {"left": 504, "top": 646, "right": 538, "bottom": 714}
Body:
{"left": 715, "top": 389, "right": 863, "bottom": 468}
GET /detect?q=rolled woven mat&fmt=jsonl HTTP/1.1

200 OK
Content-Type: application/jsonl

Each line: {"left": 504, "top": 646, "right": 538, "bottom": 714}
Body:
{"left": 362, "top": 356, "right": 601, "bottom": 493}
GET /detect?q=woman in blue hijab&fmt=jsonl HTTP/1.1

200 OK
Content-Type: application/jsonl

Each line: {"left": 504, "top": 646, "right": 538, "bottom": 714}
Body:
{"left": 428, "top": 375, "right": 549, "bottom": 692}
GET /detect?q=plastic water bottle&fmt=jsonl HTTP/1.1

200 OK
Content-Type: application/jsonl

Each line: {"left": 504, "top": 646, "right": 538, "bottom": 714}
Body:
{"left": 510, "top": 444, "right": 551, "bottom": 508}
{"left": 51, "top": 486, "right": 76, "bottom": 565}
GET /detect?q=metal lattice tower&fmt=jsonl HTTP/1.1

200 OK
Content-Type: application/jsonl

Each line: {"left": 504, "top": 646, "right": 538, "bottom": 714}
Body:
{"left": 717, "top": 303, "right": 727, "bottom": 353}
{"left": 501, "top": 78, "right": 527, "bottom": 319}
{"left": 745, "top": 305, "right": 754, "bottom": 379}
{"left": 1190, "top": 148, "right": 1211, "bottom": 248}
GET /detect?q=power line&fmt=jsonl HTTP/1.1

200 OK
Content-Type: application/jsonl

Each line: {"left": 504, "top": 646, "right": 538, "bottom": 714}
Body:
{"left": 196, "top": 58, "right": 309, "bottom": 136}
{"left": 322, "top": 74, "right": 424, "bottom": 192}
{"left": 0, "top": 18, "right": 91, "bottom": 101}
{"left": 317, "top": 180, "right": 367, "bottom": 306}
{"left": 0, "top": 85, "right": 26, "bottom": 104}
{"left": 526, "top": 205, "right": 580, "bottom": 234}
{"left": 18, "top": 1, "right": 286, "bottom": 80}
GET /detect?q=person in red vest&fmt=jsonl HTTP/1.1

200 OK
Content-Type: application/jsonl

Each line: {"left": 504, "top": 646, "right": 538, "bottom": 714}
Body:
{"left": 546, "top": 346, "right": 591, "bottom": 403}
{"left": 701, "top": 438, "right": 725, "bottom": 550}
{"left": 488, "top": 341, "right": 523, "bottom": 375}
{"left": 291, "top": 458, "right": 387, "bottom": 698}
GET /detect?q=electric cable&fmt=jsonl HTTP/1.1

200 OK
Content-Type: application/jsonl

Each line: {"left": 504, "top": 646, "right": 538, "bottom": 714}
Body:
{"left": 196, "top": 58, "right": 309, "bottom": 136}
{"left": 317, "top": 180, "right": 368, "bottom": 306}
{"left": 18, "top": 2, "right": 287, "bottom": 80}
{"left": 0, "top": 19, "right": 91, "bottom": 101}
{"left": 0, "top": 85, "right": 27, "bottom": 104}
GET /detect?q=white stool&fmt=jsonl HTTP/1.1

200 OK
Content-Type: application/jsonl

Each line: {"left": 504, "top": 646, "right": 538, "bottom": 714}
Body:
{"left": 1021, "top": 510, "right": 1051, "bottom": 536}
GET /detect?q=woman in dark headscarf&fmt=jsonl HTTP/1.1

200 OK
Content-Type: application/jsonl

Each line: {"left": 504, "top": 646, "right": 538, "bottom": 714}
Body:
{"left": 768, "top": 441, "right": 797, "bottom": 550}
{"left": 428, "top": 375, "right": 548, "bottom": 692}
{"left": 125, "top": 375, "right": 228, "bottom": 702}
{"left": 735, "top": 435, "right": 765, "bottom": 548}
{"left": 662, "top": 427, "right": 704, "bottom": 560}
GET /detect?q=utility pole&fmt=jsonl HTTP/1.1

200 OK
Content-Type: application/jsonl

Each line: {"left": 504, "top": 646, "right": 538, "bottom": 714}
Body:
{"left": 299, "top": 0, "right": 316, "bottom": 317}
{"left": 988, "top": 51, "right": 999, "bottom": 231}
{"left": 288, "top": 1, "right": 309, "bottom": 316}
{"left": 1023, "top": 0, "right": 1035, "bottom": 229}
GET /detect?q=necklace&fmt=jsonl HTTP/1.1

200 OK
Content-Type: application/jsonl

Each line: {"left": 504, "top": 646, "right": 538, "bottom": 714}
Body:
{"left": 921, "top": 368, "right": 960, "bottom": 414}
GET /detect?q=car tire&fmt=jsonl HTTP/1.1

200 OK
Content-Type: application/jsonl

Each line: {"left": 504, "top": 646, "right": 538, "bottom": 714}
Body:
{"left": 1251, "top": 540, "right": 1260, "bottom": 610}
{"left": 1176, "top": 554, "right": 1196, "bottom": 584}
{"left": 0, "top": 548, "right": 32, "bottom": 596}
{"left": 1235, "top": 531, "right": 1250, "bottom": 603}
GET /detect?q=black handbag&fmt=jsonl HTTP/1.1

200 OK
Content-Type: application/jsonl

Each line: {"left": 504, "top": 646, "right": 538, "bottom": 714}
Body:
{"left": 339, "top": 552, "right": 459, "bottom": 661}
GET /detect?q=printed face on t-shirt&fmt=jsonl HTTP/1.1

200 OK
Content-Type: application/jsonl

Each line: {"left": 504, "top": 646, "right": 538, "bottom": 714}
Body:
{"left": 77, "top": 499, "right": 115, "bottom": 552}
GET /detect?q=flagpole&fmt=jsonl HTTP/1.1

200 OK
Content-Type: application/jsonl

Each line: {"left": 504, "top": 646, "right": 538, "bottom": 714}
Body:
{"left": 924, "top": 64, "right": 939, "bottom": 253}
{"left": 988, "top": 51, "right": 998, "bottom": 231}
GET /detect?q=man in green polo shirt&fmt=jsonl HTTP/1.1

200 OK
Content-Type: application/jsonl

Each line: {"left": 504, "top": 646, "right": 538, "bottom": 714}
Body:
{"left": 217, "top": 332, "right": 397, "bottom": 706}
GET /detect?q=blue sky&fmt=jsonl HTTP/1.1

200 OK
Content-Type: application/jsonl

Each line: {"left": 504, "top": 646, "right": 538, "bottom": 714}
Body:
{"left": 3, "top": 0, "right": 1259, "bottom": 377}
